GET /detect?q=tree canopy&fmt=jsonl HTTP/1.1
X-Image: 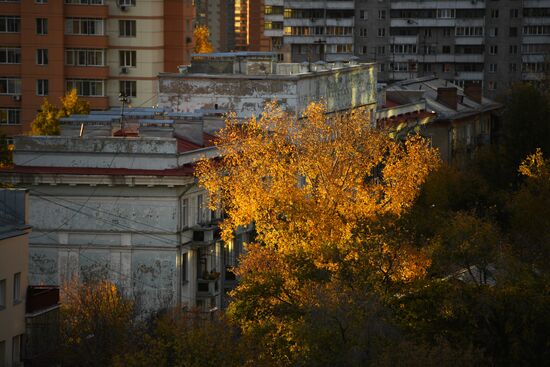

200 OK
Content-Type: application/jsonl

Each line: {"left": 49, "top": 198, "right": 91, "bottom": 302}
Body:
{"left": 193, "top": 25, "right": 214, "bottom": 54}
{"left": 31, "top": 89, "right": 90, "bottom": 136}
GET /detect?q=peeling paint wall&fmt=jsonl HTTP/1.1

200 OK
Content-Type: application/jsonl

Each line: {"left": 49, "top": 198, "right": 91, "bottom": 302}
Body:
{"left": 26, "top": 183, "right": 207, "bottom": 314}
{"left": 158, "top": 64, "right": 377, "bottom": 119}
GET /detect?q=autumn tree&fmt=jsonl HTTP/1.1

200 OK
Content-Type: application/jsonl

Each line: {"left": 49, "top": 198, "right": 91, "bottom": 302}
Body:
{"left": 31, "top": 89, "right": 90, "bottom": 136}
{"left": 0, "top": 133, "right": 13, "bottom": 168}
{"left": 194, "top": 25, "right": 214, "bottom": 54}
{"left": 59, "top": 280, "right": 133, "bottom": 367}
{"left": 196, "top": 102, "right": 440, "bottom": 364}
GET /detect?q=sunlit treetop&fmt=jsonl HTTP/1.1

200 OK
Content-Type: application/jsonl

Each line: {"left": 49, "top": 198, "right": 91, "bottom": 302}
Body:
{"left": 197, "top": 102, "right": 440, "bottom": 267}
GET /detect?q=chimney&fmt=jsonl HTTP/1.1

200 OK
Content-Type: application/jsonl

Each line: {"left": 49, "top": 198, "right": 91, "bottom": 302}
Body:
{"left": 436, "top": 87, "right": 458, "bottom": 110}
{"left": 464, "top": 81, "right": 482, "bottom": 104}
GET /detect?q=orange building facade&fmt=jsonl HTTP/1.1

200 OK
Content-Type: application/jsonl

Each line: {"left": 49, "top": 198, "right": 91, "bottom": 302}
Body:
{"left": 0, "top": 0, "right": 194, "bottom": 137}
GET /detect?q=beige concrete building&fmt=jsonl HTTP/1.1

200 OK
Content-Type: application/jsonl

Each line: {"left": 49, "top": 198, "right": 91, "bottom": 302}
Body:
{"left": 0, "top": 189, "right": 30, "bottom": 367}
{"left": 0, "top": 0, "right": 195, "bottom": 137}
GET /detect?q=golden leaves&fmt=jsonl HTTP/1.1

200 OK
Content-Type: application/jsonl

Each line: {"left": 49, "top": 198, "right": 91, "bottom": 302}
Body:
{"left": 197, "top": 102, "right": 440, "bottom": 268}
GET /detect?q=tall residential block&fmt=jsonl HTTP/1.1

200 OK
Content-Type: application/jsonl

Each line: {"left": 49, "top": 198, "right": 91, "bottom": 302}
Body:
{"left": 195, "top": 0, "right": 236, "bottom": 52}
{"left": 354, "top": 0, "right": 550, "bottom": 98}
{"left": 264, "top": 0, "right": 356, "bottom": 62}
{"left": 0, "top": 0, "right": 195, "bottom": 137}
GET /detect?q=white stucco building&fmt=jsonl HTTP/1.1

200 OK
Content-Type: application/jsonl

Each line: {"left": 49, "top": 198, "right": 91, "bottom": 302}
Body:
{"left": 1, "top": 109, "right": 248, "bottom": 314}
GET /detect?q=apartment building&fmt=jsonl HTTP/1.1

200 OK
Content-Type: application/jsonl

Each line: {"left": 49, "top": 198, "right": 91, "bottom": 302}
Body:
{"left": 0, "top": 0, "right": 194, "bottom": 137}
{"left": 195, "top": 0, "right": 268, "bottom": 52}
{"left": 264, "top": 0, "right": 355, "bottom": 62}
{"left": 355, "top": 0, "right": 550, "bottom": 99}
{"left": 195, "top": 0, "right": 236, "bottom": 51}
{"left": 0, "top": 189, "right": 30, "bottom": 367}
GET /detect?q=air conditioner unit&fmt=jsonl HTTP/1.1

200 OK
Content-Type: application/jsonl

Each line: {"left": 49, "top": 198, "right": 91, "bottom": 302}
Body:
{"left": 119, "top": 4, "right": 128, "bottom": 11}
{"left": 12, "top": 95, "right": 21, "bottom": 101}
{"left": 120, "top": 67, "right": 129, "bottom": 74}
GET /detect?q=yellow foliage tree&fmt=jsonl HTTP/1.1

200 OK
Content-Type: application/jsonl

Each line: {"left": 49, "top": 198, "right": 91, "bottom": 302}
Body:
{"left": 60, "top": 280, "right": 133, "bottom": 366}
{"left": 196, "top": 102, "right": 441, "bottom": 363}
{"left": 194, "top": 25, "right": 214, "bottom": 54}
{"left": 31, "top": 89, "right": 90, "bottom": 136}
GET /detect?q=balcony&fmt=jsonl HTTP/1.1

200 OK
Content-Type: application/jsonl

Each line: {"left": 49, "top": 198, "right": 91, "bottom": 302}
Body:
{"left": 82, "top": 96, "right": 109, "bottom": 110}
{"left": 64, "top": 4, "right": 109, "bottom": 18}
{"left": 455, "top": 71, "right": 484, "bottom": 80}
{"left": 390, "top": 18, "right": 455, "bottom": 28}
{"left": 285, "top": 1, "right": 353, "bottom": 9}
{"left": 391, "top": 1, "right": 485, "bottom": 10}
{"left": 197, "top": 278, "right": 219, "bottom": 297}
{"left": 64, "top": 35, "right": 109, "bottom": 48}
{"left": 64, "top": 65, "right": 109, "bottom": 79}
{"left": 455, "top": 36, "right": 484, "bottom": 45}
{"left": 186, "top": 225, "right": 220, "bottom": 249}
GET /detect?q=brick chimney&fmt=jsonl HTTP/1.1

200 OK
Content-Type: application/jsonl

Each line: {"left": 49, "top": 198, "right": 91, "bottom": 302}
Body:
{"left": 436, "top": 87, "right": 458, "bottom": 110}
{"left": 464, "top": 81, "right": 482, "bottom": 104}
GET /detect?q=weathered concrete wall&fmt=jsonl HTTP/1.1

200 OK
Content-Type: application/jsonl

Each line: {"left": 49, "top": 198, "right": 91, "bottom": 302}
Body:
{"left": 158, "top": 76, "right": 299, "bottom": 118}
{"left": 14, "top": 136, "right": 180, "bottom": 170}
{"left": 158, "top": 64, "right": 377, "bottom": 119}
{"left": 26, "top": 183, "right": 212, "bottom": 314}
{"left": 296, "top": 65, "right": 377, "bottom": 115}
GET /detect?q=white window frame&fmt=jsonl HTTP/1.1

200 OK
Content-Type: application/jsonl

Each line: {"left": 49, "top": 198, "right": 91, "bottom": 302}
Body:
{"left": 0, "top": 48, "right": 20, "bottom": 64}
{"left": 65, "top": 18, "right": 105, "bottom": 35}
{"left": 0, "top": 78, "right": 21, "bottom": 95}
{"left": 65, "top": 79, "right": 104, "bottom": 96}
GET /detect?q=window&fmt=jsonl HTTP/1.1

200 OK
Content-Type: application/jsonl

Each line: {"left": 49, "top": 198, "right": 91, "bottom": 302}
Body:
{"left": 65, "top": 79, "right": 104, "bottom": 96}
{"left": 196, "top": 194, "right": 203, "bottom": 224}
{"left": 489, "top": 63, "right": 498, "bottom": 73}
{"left": 376, "top": 45, "right": 385, "bottom": 56}
{"left": 489, "top": 45, "right": 498, "bottom": 55}
{"left": 0, "top": 16, "right": 20, "bottom": 33}
{"left": 359, "top": 28, "right": 367, "bottom": 37}
{"left": 0, "top": 109, "right": 21, "bottom": 125}
{"left": 362, "top": 46, "right": 367, "bottom": 54}
{"left": 36, "top": 0, "right": 48, "bottom": 3}
{"left": 0, "top": 48, "right": 20, "bottom": 64}
{"left": 377, "top": 28, "right": 385, "bottom": 37}
{"left": 119, "top": 20, "right": 136, "bottom": 37}
{"left": 119, "top": 80, "right": 136, "bottom": 98}
{"left": 488, "top": 81, "right": 497, "bottom": 90}
{"left": 65, "top": 18, "right": 104, "bottom": 35}
{"left": 489, "top": 27, "right": 498, "bottom": 37}
{"left": 13, "top": 273, "right": 20, "bottom": 304}
{"left": 491, "top": 9, "right": 499, "bottom": 18}
{"left": 118, "top": 0, "right": 136, "bottom": 5}
{"left": 181, "top": 252, "right": 188, "bottom": 283}
{"left": 36, "top": 18, "right": 48, "bottom": 35}
{"left": 0, "top": 78, "right": 21, "bottom": 95}
{"left": 437, "top": 9, "right": 455, "bottom": 19}
{"left": 119, "top": 50, "right": 136, "bottom": 67}
{"left": 443, "top": 28, "right": 452, "bottom": 37}
{"left": 359, "top": 10, "right": 367, "bottom": 20}
{"left": 378, "top": 10, "right": 386, "bottom": 20}
{"left": 65, "top": 0, "right": 104, "bottom": 4}
{"left": 37, "top": 79, "right": 48, "bottom": 96}
{"left": 509, "top": 63, "right": 517, "bottom": 72}
{"left": 12, "top": 335, "right": 21, "bottom": 365}
{"left": 509, "top": 45, "right": 518, "bottom": 54}
{"left": 181, "top": 198, "right": 188, "bottom": 228}
{"left": 510, "top": 9, "right": 519, "bottom": 18}
{"left": 0, "top": 279, "right": 5, "bottom": 309}
{"left": 36, "top": 49, "right": 48, "bottom": 65}
{"left": 424, "top": 28, "right": 432, "bottom": 37}
{"left": 455, "top": 26, "right": 484, "bottom": 36}
{"left": 442, "top": 45, "right": 451, "bottom": 54}
{"left": 65, "top": 48, "right": 105, "bottom": 66}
